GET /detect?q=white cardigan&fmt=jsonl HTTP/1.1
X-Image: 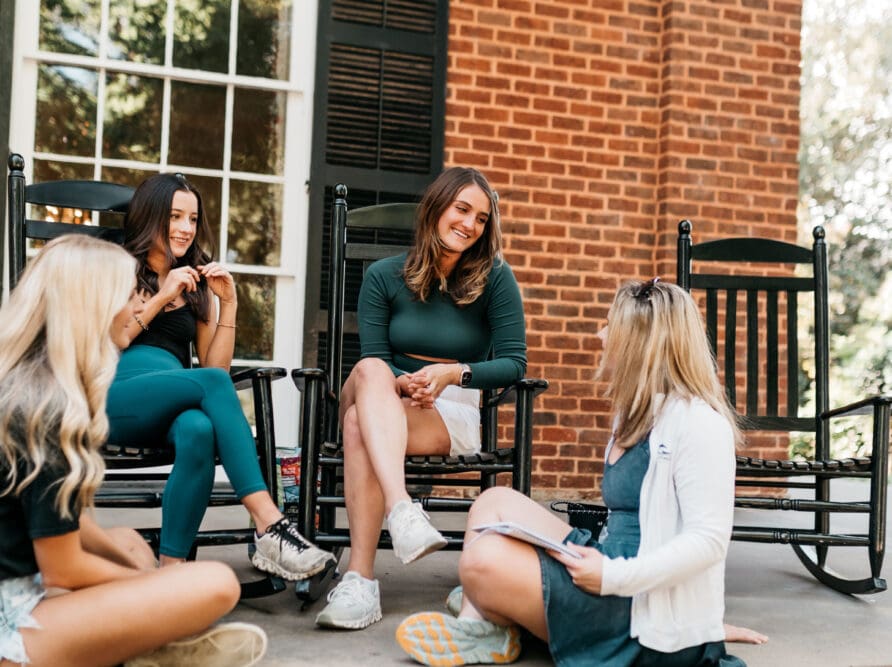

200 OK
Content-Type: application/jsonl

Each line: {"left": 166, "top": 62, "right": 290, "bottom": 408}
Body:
{"left": 599, "top": 394, "right": 736, "bottom": 653}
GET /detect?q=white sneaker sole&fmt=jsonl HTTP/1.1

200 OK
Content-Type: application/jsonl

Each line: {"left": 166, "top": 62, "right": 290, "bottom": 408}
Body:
{"left": 315, "top": 606, "right": 383, "bottom": 630}
{"left": 395, "top": 534, "right": 448, "bottom": 565}
{"left": 251, "top": 551, "right": 333, "bottom": 581}
{"left": 124, "top": 622, "right": 268, "bottom": 667}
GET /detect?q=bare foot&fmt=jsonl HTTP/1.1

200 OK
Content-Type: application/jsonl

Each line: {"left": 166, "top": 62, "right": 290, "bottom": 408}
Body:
{"left": 724, "top": 622, "right": 769, "bottom": 644}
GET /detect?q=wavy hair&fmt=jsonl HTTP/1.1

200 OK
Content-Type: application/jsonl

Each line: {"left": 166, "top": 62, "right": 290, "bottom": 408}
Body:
{"left": 124, "top": 172, "right": 213, "bottom": 321}
{"left": 598, "top": 279, "right": 743, "bottom": 449}
{"left": 0, "top": 235, "right": 136, "bottom": 518}
{"left": 404, "top": 167, "right": 502, "bottom": 305}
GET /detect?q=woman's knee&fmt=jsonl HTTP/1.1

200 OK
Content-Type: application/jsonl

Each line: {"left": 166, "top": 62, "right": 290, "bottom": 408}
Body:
{"left": 468, "top": 487, "right": 520, "bottom": 522}
{"left": 107, "top": 527, "right": 156, "bottom": 569}
{"left": 169, "top": 410, "right": 215, "bottom": 463}
{"left": 348, "top": 357, "right": 393, "bottom": 387}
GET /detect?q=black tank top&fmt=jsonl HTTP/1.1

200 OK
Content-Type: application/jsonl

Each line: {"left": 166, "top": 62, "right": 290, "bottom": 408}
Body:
{"left": 133, "top": 305, "right": 196, "bottom": 368}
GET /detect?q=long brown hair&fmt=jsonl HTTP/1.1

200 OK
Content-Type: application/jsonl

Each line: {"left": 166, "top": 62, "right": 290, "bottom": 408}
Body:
{"left": 404, "top": 167, "right": 502, "bottom": 305}
{"left": 598, "top": 279, "right": 743, "bottom": 449}
{"left": 124, "top": 172, "right": 213, "bottom": 321}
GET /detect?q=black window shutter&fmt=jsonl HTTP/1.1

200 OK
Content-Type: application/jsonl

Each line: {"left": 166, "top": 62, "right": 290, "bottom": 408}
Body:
{"left": 304, "top": 0, "right": 448, "bottom": 369}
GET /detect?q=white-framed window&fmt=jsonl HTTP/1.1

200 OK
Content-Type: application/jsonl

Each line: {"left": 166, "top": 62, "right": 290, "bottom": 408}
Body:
{"left": 8, "top": 0, "right": 318, "bottom": 444}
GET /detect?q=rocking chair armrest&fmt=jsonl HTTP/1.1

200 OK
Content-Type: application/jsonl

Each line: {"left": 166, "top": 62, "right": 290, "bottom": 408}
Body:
{"left": 822, "top": 394, "right": 892, "bottom": 420}
{"left": 230, "top": 366, "right": 287, "bottom": 391}
{"left": 485, "top": 378, "right": 549, "bottom": 408}
{"left": 290, "top": 367, "right": 329, "bottom": 394}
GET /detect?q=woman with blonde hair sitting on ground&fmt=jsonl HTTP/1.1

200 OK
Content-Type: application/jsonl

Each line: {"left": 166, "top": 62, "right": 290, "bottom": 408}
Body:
{"left": 0, "top": 235, "right": 266, "bottom": 667}
{"left": 397, "top": 278, "right": 766, "bottom": 666}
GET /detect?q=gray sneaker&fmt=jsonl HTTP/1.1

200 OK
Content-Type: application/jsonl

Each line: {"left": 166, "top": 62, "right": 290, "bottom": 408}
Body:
{"left": 252, "top": 518, "right": 335, "bottom": 581}
{"left": 387, "top": 499, "right": 448, "bottom": 564}
{"left": 124, "top": 622, "right": 267, "bottom": 667}
{"left": 315, "top": 571, "right": 382, "bottom": 630}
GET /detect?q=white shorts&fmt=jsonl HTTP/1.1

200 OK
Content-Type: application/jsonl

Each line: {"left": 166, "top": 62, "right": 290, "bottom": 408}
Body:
{"left": 434, "top": 385, "right": 481, "bottom": 456}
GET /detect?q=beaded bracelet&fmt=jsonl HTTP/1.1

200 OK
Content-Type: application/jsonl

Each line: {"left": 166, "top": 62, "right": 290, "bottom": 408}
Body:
{"left": 133, "top": 314, "right": 149, "bottom": 332}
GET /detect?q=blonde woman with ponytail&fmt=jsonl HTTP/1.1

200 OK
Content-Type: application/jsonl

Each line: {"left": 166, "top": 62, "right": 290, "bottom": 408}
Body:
{"left": 0, "top": 235, "right": 266, "bottom": 667}
{"left": 397, "top": 279, "right": 765, "bottom": 666}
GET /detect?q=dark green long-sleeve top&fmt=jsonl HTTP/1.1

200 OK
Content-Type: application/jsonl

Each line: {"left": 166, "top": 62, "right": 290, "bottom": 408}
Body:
{"left": 357, "top": 253, "right": 527, "bottom": 390}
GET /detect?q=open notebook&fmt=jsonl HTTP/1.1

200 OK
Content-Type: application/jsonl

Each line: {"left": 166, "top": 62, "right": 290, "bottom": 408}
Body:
{"left": 472, "top": 522, "right": 582, "bottom": 559}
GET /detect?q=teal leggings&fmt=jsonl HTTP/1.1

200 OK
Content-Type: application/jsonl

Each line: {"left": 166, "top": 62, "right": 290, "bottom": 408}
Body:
{"left": 107, "top": 345, "right": 267, "bottom": 558}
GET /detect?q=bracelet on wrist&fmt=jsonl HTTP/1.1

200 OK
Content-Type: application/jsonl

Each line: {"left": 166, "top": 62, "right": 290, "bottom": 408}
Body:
{"left": 133, "top": 314, "right": 148, "bottom": 332}
{"left": 217, "top": 322, "right": 237, "bottom": 329}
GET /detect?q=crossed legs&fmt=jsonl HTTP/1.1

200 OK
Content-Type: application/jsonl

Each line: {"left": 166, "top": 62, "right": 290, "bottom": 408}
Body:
{"left": 14, "top": 560, "right": 240, "bottom": 667}
{"left": 339, "top": 358, "right": 451, "bottom": 578}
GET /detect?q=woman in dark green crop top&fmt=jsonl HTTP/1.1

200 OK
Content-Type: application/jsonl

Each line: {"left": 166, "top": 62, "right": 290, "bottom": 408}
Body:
{"left": 314, "top": 167, "right": 527, "bottom": 631}
{"left": 106, "top": 173, "right": 334, "bottom": 581}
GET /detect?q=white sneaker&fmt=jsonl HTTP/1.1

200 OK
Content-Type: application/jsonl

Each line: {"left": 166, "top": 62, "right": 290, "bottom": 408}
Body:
{"left": 315, "top": 571, "right": 382, "bottom": 630}
{"left": 252, "top": 518, "right": 335, "bottom": 581}
{"left": 446, "top": 585, "right": 463, "bottom": 616}
{"left": 387, "top": 499, "right": 448, "bottom": 564}
{"left": 124, "top": 622, "right": 267, "bottom": 667}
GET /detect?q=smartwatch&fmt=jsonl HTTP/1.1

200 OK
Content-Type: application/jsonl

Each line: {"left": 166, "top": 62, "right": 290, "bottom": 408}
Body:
{"left": 459, "top": 363, "right": 473, "bottom": 387}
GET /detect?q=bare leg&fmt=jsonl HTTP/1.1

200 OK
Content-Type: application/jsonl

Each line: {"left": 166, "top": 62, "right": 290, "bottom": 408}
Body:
{"left": 338, "top": 358, "right": 451, "bottom": 578}
{"left": 16, "top": 560, "right": 239, "bottom": 667}
{"left": 458, "top": 487, "right": 574, "bottom": 640}
{"left": 241, "top": 490, "right": 286, "bottom": 534}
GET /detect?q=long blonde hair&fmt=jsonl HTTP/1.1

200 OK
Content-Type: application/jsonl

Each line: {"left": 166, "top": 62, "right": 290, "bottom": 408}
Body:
{"left": 0, "top": 235, "right": 136, "bottom": 517}
{"left": 598, "top": 279, "right": 742, "bottom": 449}
{"left": 404, "top": 166, "right": 502, "bottom": 305}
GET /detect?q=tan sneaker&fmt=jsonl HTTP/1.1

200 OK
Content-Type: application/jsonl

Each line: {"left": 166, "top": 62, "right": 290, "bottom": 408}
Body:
{"left": 124, "top": 622, "right": 267, "bottom": 667}
{"left": 387, "top": 500, "right": 448, "bottom": 564}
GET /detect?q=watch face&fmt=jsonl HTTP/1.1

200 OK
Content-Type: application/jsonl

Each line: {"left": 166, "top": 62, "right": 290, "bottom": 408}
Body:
{"left": 461, "top": 368, "right": 472, "bottom": 387}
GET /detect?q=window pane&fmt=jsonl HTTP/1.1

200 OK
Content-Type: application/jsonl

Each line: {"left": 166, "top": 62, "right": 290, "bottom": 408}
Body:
{"left": 237, "top": 0, "right": 291, "bottom": 80}
{"left": 227, "top": 180, "right": 282, "bottom": 266}
{"left": 104, "top": 73, "right": 163, "bottom": 162}
{"left": 35, "top": 64, "right": 97, "bottom": 157}
{"left": 108, "top": 0, "right": 166, "bottom": 64}
{"left": 174, "top": 0, "right": 230, "bottom": 73}
{"left": 233, "top": 274, "right": 275, "bottom": 360}
{"left": 33, "top": 159, "right": 93, "bottom": 182}
{"left": 100, "top": 166, "right": 158, "bottom": 189}
{"left": 232, "top": 88, "right": 286, "bottom": 175}
{"left": 39, "top": 0, "right": 100, "bottom": 56}
{"left": 182, "top": 174, "right": 223, "bottom": 258}
{"left": 169, "top": 81, "right": 226, "bottom": 169}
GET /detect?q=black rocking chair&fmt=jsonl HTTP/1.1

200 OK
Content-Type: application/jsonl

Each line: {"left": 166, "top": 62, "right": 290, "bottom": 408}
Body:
{"left": 677, "top": 219, "right": 890, "bottom": 595}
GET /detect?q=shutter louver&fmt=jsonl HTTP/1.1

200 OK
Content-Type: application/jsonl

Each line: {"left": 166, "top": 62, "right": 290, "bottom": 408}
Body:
{"left": 305, "top": 0, "right": 447, "bottom": 368}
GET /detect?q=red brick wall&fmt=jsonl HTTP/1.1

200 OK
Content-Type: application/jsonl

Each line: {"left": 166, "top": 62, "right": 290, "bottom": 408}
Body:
{"left": 445, "top": 0, "right": 802, "bottom": 499}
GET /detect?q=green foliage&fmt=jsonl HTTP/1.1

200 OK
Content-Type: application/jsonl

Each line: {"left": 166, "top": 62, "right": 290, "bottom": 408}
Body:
{"left": 798, "top": 0, "right": 892, "bottom": 457}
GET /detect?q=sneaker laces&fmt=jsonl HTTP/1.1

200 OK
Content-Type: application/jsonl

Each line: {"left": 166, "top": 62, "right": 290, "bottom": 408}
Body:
{"left": 393, "top": 501, "right": 433, "bottom": 532}
{"left": 265, "top": 518, "right": 312, "bottom": 552}
{"left": 326, "top": 575, "right": 372, "bottom": 605}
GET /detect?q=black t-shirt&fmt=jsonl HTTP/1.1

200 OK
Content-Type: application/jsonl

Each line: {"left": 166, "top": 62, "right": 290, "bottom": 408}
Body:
{"left": 131, "top": 304, "right": 196, "bottom": 368}
{"left": 0, "top": 459, "right": 79, "bottom": 580}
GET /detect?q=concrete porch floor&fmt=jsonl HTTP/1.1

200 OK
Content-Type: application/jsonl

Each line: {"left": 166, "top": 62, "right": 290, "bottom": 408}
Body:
{"left": 96, "top": 479, "right": 892, "bottom": 666}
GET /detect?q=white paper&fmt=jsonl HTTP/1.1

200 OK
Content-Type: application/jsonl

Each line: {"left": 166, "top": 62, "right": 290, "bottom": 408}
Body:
{"left": 472, "top": 521, "right": 582, "bottom": 559}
